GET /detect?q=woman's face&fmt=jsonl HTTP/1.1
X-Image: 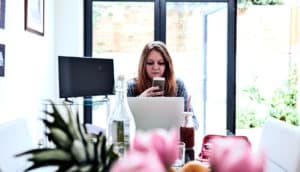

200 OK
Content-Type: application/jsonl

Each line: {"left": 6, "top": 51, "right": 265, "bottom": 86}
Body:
{"left": 145, "top": 50, "right": 166, "bottom": 79}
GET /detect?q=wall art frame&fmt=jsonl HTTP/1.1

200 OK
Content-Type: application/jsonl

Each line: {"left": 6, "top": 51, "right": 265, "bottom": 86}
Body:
{"left": 0, "top": 44, "right": 5, "bottom": 77}
{"left": 25, "top": 0, "right": 44, "bottom": 36}
{"left": 0, "top": 0, "right": 5, "bottom": 29}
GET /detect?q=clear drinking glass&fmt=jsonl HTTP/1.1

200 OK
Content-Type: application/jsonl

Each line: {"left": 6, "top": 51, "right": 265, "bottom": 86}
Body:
{"left": 172, "top": 141, "right": 186, "bottom": 167}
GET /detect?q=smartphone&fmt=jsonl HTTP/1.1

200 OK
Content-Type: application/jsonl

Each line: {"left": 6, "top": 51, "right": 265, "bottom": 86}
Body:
{"left": 152, "top": 77, "right": 165, "bottom": 92}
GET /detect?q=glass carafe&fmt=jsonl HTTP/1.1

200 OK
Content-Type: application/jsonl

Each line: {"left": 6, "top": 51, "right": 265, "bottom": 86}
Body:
{"left": 107, "top": 75, "right": 136, "bottom": 155}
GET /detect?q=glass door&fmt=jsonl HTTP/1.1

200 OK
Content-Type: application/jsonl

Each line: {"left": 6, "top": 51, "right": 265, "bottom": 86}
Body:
{"left": 166, "top": 2, "right": 228, "bottom": 136}
{"left": 91, "top": 1, "right": 154, "bottom": 129}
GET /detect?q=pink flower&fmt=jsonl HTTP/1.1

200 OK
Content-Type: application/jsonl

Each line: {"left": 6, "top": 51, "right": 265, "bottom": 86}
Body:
{"left": 111, "top": 129, "right": 179, "bottom": 172}
{"left": 144, "top": 129, "right": 179, "bottom": 167}
{"left": 110, "top": 149, "right": 165, "bottom": 172}
{"left": 209, "top": 137, "right": 266, "bottom": 172}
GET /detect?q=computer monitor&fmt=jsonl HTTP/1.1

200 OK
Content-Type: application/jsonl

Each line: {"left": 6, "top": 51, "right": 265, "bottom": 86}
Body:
{"left": 58, "top": 56, "right": 114, "bottom": 98}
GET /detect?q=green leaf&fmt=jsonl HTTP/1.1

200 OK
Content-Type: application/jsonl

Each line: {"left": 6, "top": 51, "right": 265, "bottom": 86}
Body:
{"left": 48, "top": 127, "right": 72, "bottom": 149}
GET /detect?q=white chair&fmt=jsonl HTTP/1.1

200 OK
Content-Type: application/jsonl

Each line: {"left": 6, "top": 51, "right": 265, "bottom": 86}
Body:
{"left": 0, "top": 119, "right": 35, "bottom": 171}
{"left": 0, "top": 118, "right": 60, "bottom": 172}
{"left": 259, "top": 118, "right": 300, "bottom": 172}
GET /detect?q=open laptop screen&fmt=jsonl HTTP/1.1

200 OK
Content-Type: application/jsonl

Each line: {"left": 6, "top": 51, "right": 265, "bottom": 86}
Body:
{"left": 127, "top": 97, "right": 184, "bottom": 131}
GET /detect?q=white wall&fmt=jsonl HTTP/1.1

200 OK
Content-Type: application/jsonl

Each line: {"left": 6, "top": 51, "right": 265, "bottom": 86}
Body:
{"left": 55, "top": 0, "right": 83, "bottom": 57}
{"left": 55, "top": 0, "right": 84, "bottom": 107}
{"left": 0, "top": 0, "right": 83, "bottom": 144}
{"left": 55, "top": 0, "right": 84, "bottom": 123}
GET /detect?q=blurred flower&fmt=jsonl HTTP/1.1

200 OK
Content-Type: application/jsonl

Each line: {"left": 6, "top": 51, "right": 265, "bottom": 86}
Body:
{"left": 110, "top": 150, "right": 165, "bottom": 172}
{"left": 209, "top": 137, "right": 266, "bottom": 172}
{"left": 111, "top": 129, "right": 179, "bottom": 172}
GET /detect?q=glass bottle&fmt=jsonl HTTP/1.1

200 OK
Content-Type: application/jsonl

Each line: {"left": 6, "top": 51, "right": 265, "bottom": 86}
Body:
{"left": 180, "top": 112, "right": 195, "bottom": 149}
{"left": 107, "top": 75, "right": 136, "bottom": 153}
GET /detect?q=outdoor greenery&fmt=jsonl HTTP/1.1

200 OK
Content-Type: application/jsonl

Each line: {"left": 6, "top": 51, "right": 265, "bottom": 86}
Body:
{"left": 237, "top": 64, "right": 299, "bottom": 128}
{"left": 237, "top": 0, "right": 284, "bottom": 15}
{"left": 237, "top": 107, "right": 265, "bottom": 128}
{"left": 269, "top": 64, "right": 299, "bottom": 125}
{"left": 238, "top": 0, "right": 284, "bottom": 5}
{"left": 237, "top": 84, "right": 266, "bottom": 128}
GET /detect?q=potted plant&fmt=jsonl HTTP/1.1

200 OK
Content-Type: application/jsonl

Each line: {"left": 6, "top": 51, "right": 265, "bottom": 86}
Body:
{"left": 16, "top": 101, "right": 118, "bottom": 172}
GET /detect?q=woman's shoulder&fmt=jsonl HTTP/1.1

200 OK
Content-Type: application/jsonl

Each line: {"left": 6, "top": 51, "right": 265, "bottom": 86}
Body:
{"left": 176, "top": 78, "right": 185, "bottom": 87}
{"left": 175, "top": 78, "right": 187, "bottom": 95}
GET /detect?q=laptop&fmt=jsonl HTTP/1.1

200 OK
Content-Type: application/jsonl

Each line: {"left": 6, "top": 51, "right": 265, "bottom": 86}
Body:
{"left": 127, "top": 97, "right": 184, "bottom": 131}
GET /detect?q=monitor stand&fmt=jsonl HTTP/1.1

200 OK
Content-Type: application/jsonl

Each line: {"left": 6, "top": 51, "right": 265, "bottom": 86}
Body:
{"left": 64, "top": 97, "right": 74, "bottom": 104}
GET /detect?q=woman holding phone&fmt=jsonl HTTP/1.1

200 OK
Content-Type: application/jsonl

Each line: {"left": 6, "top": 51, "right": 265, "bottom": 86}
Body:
{"left": 127, "top": 41, "right": 199, "bottom": 129}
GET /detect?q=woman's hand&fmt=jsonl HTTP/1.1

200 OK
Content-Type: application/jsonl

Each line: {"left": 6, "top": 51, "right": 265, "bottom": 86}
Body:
{"left": 139, "top": 86, "right": 164, "bottom": 97}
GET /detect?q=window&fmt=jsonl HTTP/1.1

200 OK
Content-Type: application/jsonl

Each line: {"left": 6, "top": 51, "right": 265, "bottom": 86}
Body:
{"left": 236, "top": 2, "right": 300, "bottom": 146}
{"left": 84, "top": 0, "right": 237, "bottom": 135}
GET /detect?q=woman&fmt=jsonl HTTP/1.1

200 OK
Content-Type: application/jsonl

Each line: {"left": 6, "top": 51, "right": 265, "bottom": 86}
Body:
{"left": 127, "top": 41, "right": 199, "bottom": 129}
